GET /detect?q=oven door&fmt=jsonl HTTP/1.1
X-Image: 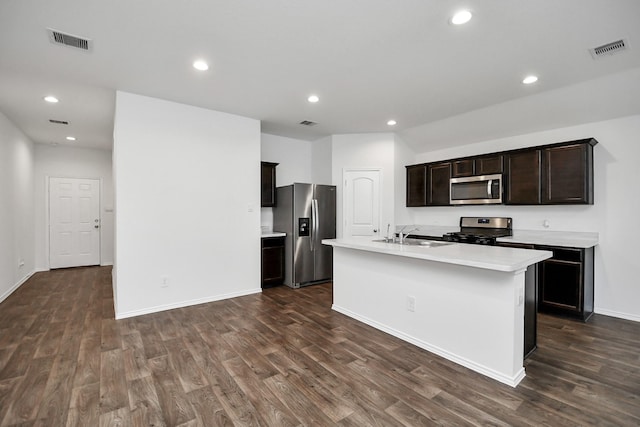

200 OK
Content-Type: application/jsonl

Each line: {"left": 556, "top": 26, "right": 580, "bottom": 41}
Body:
{"left": 450, "top": 174, "right": 502, "bottom": 205}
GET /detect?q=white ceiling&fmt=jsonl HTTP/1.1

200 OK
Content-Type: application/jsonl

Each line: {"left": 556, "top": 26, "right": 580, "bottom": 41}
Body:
{"left": 1, "top": 0, "right": 640, "bottom": 152}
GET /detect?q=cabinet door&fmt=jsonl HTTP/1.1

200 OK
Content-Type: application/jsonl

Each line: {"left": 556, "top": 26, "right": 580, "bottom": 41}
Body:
{"left": 262, "top": 237, "right": 285, "bottom": 287}
{"left": 539, "top": 259, "right": 582, "bottom": 314}
{"left": 406, "top": 165, "right": 427, "bottom": 206}
{"left": 428, "top": 162, "right": 451, "bottom": 206}
{"left": 451, "top": 159, "right": 474, "bottom": 177}
{"left": 543, "top": 143, "right": 592, "bottom": 204}
{"left": 261, "top": 162, "right": 278, "bottom": 207}
{"left": 505, "top": 150, "right": 541, "bottom": 204}
{"left": 476, "top": 155, "right": 503, "bottom": 175}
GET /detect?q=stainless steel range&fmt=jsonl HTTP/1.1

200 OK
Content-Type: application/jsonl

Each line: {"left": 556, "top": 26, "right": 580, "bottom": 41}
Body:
{"left": 443, "top": 217, "right": 512, "bottom": 245}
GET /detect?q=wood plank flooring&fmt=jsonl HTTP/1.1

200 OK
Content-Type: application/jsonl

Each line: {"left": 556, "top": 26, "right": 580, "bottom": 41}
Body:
{"left": 1, "top": 266, "right": 639, "bottom": 426}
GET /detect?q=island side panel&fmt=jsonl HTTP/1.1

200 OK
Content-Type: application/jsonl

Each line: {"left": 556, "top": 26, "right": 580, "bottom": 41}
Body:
{"left": 331, "top": 246, "right": 526, "bottom": 386}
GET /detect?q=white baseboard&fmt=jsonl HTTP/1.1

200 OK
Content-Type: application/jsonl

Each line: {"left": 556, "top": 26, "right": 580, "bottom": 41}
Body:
{"left": 100, "top": 262, "right": 113, "bottom": 266}
{"left": 594, "top": 308, "right": 640, "bottom": 323}
{"left": 0, "top": 270, "right": 35, "bottom": 304}
{"left": 115, "top": 287, "right": 263, "bottom": 319}
{"left": 332, "top": 304, "right": 525, "bottom": 388}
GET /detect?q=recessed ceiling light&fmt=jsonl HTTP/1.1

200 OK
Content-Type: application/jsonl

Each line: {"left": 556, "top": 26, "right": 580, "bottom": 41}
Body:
{"left": 66, "top": 136, "right": 76, "bottom": 141}
{"left": 193, "top": 60, "right": 209, "bottom": 71}
{"left": 44, "top": 96, "right": 59, "bottom": 103}
{"left": 307, "top": 95, "right": 319, "bottom": 103}
{"left": 522, "top": 75, "right": 539, "bottom": 84}
{"left": 451, "top": 10, "right": 472, "bottom": 25}
{"left": 387, "top": 120, "right": 397, "bottom": 126}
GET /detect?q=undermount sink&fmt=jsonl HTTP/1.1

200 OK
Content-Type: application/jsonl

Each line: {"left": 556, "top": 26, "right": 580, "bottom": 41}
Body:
{"left": 372, "top": 238, "right": 452, "bottom": 247}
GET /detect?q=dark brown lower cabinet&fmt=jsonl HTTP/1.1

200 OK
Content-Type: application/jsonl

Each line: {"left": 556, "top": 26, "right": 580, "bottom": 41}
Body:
{"left": 537, "top": 245, "right": 594, "bottom": 321}
{"left": 261, "top": 236, "right": 285, "bottom": 288}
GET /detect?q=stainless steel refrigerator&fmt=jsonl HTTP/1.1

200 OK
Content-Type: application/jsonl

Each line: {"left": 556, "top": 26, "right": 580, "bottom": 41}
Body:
{"left": 273, "top": 183, "right": 336, "bottom": 288}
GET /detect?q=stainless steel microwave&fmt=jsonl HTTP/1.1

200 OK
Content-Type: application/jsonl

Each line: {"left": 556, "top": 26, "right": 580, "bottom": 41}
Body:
{"left": 450, "top": 174, "right": 502, "bottom": 205}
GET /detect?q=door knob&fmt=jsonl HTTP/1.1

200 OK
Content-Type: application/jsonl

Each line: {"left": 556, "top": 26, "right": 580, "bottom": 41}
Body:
{"left": 94, "top": 225, "right": 99, "bottom": 229}
{"left": 373, "top": 229, "right": 378, "bottom": 232}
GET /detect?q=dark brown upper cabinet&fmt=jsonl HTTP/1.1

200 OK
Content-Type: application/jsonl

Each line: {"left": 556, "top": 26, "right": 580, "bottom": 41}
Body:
{"left": 452, "top": 155, "right": 503, "bottom": 178}
{"left": 405, "top": 138, "right": 596, "bottom": 207}
{"left": 428, "top": 162, "right": 451, "bottom": 206}
{"left": 542, "top": 142, "right": 594, "bottom": 204}
{"left": 505, "top": 150, "right": 542, "bottom": 205}
{"left": 476, "top": 155, "right": 504, "bottom": 175}
{"left": 451, "top": 159, "right": 474, "bottom": 178}
{"left": 261, "top": 162, "right": 278, "bottom": 207}
{"left": 505, "top": 139, "right": 596, "bottom": 205}
{"left": 406, "top": 164, "right": 427, "bottom": 206}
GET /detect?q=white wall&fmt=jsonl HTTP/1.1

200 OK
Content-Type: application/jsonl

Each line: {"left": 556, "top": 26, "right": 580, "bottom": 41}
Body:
{"left": 33, "top": 144, "right": 114, "bottom": 270}
{"left": 394, "top": 134, "right": 416, "bottom": 227}
{"left": 406, "top": 114, "right": 640, "bottom": 321}
{"left": 331, "top": 133, "right": 396, "bottom": 238}
{"left": 311, "top": 136, "right": 333, "bottom": 185}
{"left": 113, "top": 92, "right": 261, "bottom": 318}
{"left": 261, "top": 133, "right": 312, "bottom": 186}
{"left": 0, "top": 112, "right": 34, "bottom": 302}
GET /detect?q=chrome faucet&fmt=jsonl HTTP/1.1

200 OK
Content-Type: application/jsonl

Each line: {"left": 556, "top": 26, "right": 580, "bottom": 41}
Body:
{"left": 399, "top": 225, "right": 419, "bottom": 244}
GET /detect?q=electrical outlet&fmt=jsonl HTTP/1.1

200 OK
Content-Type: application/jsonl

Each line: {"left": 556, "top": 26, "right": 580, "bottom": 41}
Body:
{"left": 407, "top": 295, "right": 416, "bottom": 312}
{"left": 161, "top": 276, "right": 169, "bottom": 288}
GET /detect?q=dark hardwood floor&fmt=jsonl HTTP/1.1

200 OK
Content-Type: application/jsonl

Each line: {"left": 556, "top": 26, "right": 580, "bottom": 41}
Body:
{"left": 0, "top": 266, "right": 639, "bottom": 426}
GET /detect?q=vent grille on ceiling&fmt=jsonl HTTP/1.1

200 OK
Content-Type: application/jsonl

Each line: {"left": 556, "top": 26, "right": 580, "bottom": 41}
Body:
{"left": 590, "top": 39, "right": 628, "bottom": 59}
{"left": 47, "top": 28, "right": 92, "bottom": 51}
{"left": 299, "top": 120, "right": 317, "bottom": 126}
{"left": 49, "top": 119, "right": 69, "bottom": 125}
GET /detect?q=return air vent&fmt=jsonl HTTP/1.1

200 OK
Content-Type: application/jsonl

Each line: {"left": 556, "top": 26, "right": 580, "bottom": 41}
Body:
{"left": 589, "top": 39, "right": 628, "bottom": 59}
{"left": 47, "top": 28, "right": 93, "bottom": 51}
{"left": 49, "top": 119, "right": 69, "bottom": 125}
{"left": 299, "top": 120, "right": 317, "bottom": 126}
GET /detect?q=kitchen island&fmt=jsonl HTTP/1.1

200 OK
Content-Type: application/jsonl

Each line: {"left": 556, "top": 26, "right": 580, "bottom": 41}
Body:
{"left": 322, "top": 237, "right": 552, "bottom": 386}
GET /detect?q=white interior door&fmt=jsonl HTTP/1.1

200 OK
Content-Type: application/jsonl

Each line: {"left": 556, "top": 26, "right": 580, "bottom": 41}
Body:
{"left": 343, "top": 169, "right": 381, "bottom": 238}
{"left": 49, "top": 177, "right": 101, "bottom": 269}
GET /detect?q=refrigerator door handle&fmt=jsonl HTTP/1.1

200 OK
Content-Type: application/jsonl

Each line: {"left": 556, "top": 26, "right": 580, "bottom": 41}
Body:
{"left": 311, "top": 198, "right": 319, "bottom": 252}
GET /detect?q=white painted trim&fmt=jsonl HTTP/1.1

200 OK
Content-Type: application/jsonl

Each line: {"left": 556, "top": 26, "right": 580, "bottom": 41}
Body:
{"left": 115, "top": 288, "right": 263, "bottom": 319}
{"left": 0, "top": 270, "right": 35, "bottom": 304}
{"left": 595, "top": 308, "right": 640, "bottom": 323}
{"left": 332, "top": 304, "right": 526, "bottom": 388}
{"left": 100, "top": 262, "right": 114, "bottom": 267}
{"left": 44, "top": 175, "right": 50, "bottom": 271}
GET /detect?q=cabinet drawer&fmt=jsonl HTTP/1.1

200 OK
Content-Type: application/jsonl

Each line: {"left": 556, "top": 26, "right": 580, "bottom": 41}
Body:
{"left": 538, "top": 246, "right": 582, "bottom": 262}
{"left": 262, "top": 237, "right": 285, "bottom": 248}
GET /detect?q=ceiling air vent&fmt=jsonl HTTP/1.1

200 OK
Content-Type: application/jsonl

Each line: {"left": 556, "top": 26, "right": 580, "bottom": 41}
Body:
{"left": 590, "top": 39, "right": 628, "bottom": 59}
{"left": 47, "top": 28, "right": 93, "bottom": 51}
{"left": 49, "top": 119, "right": 69, "bottom": 125}
{"left": 299, "top": 120, "right": 317, "bottom": 126}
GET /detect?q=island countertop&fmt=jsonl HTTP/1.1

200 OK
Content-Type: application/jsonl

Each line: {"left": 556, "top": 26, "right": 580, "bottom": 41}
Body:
{"left": 322, "top": 237, "right": 552, "bottom": 272}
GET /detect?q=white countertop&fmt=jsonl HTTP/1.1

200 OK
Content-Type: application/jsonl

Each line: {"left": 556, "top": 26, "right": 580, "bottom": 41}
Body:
{"left": 401, "top": 225, "right": 598, "bottom": 248}
{"left": 261, "top": 232, "right": 286, "bottom": 238}
{"left": 323, "top": 237, "right": 551, "bottom": 273}
{"left": 498, "top": 230, "right": 598, "bottom": 248}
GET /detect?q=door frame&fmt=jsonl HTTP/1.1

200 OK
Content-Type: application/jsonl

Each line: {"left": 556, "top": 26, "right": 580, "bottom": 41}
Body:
{"left": 46, "top": 175, "right": 103, "bottom": 270}
{"left": 342, "top": 167, "right": 383, "bottom": 239}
